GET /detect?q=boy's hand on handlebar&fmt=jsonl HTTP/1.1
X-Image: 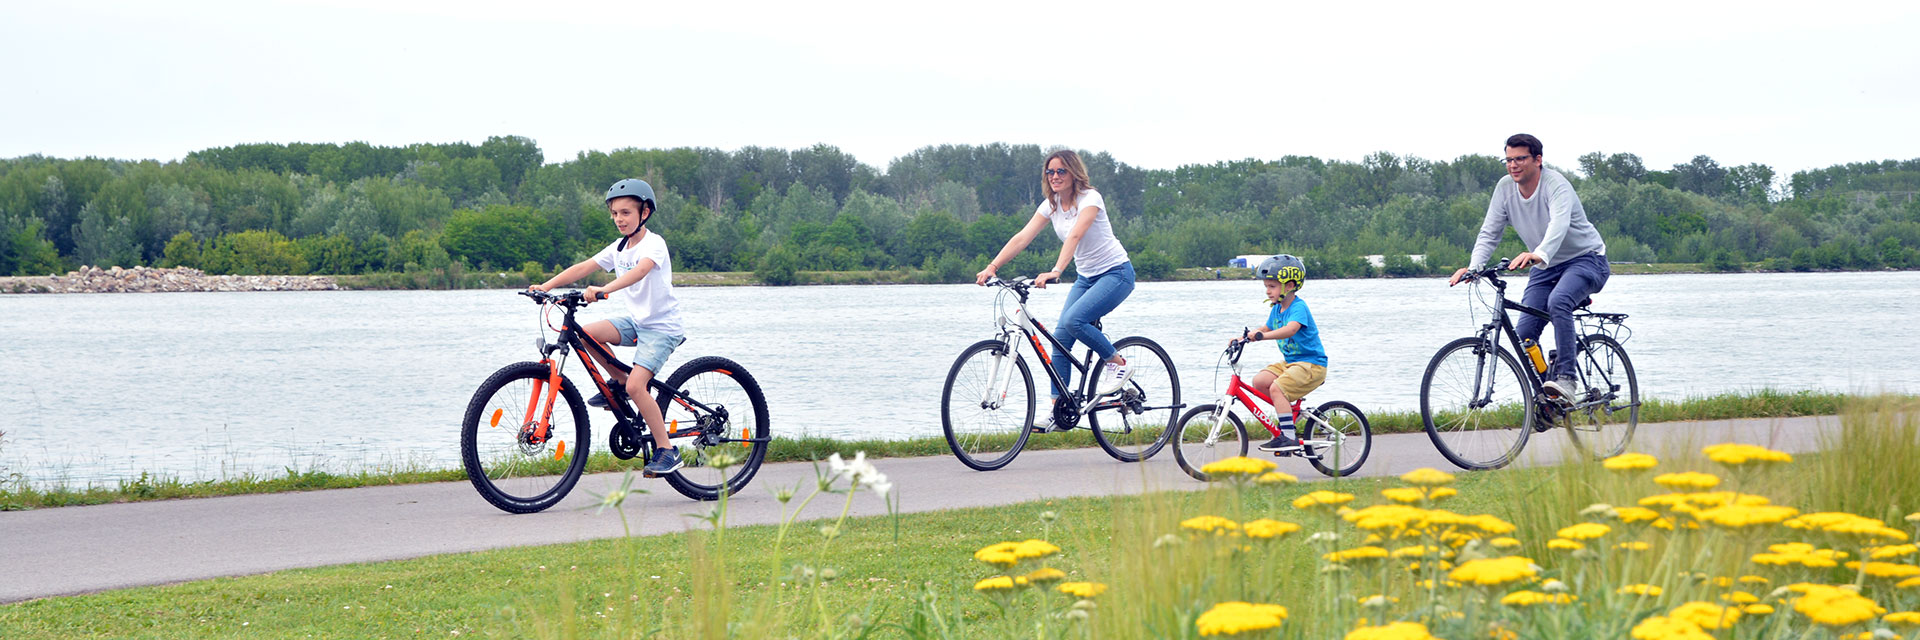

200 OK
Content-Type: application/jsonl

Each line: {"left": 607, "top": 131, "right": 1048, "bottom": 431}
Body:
{"left": 583, "top": 285, "right": 608, "bottom": 302}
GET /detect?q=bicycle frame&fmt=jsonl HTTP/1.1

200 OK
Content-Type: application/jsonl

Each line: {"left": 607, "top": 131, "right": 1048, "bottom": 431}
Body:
{"left": 522, "top": 292, "right": 728, "bottom": 447}
{"left": 1465, "top": 269, "right": 1631, "bottom": 417}
{"left": 1210, "top": 346, "right": 1335, "bottom": 445}
{"left": 975, "top": 280, "right": 1115, "bottom": 419}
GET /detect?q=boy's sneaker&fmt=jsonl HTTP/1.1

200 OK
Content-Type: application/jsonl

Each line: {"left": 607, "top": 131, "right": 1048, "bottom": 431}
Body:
{"left": 1094, "top": 361, "right": 1134, "bottom": 397}
{"left": 1258, "top": 435, "right": 1304, "bottom": 455}
{"left": 1543, "top": 376, "right": 1579, "bottom": 399}
{"left": 587, "top": 382, "right": 629, "bottom": 409}
{"left": 643, "top": 447, "right": 684, "bottom": 476}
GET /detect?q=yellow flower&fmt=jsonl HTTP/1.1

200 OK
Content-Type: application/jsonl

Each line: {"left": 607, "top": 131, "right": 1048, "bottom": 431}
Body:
{"left": 1195, "top": 601, "right": 1287, "bottom": 636}
{"left": 1254, "top": 471, "right": 1297, "bottom": 485}
{"left": 1791, "top": 583, "right": 1887, "bottom": 627}
{"left": 974, "top": 576, "right": 1017, "bottom": 592}
{"left": 1356, "top": 594, "right": 1398, "bottom": 607}
{"left": 1743, "top": 604, "right": 1774, "bottom": 615}
{"left": 1885, "top": 611, "right": 1920, "bottom": 628}
{"left": 1843, "top": 561, "right": 1920, "bottom": 579}
{"left": 1381, "top": 487, "right": 1458, "bottom": 503}
{"left": 1056, "top": 581, "right": 1107, "bottom": 598}
{"left": 1024, "top": 567, "right": 1066, "bottom": 584}
{"left": 1654, "top": 472, "right": 1722, "bottom": 490}
{"left": 1721, "top": 591, "right": 1759, "bottom": 604}
{"left": 1739, "top": 575, "right": 1770, "bottom": 585}
{"left": 1448, "top": 556, "right": 1538, "bottom": 586}
{"left": 1181, "top": 516, "right": 1241, "bottom": 535}
{"left": 1243, "top": 519, "right": 1302, "bottom": 540}
{"left": 1787, "top": 512, "right": 1911, "bottom": 542}
{"left": 1907, "top": 512, "right": 1920, "bottom": 523}
{"left": 1618, "top": 584, "right": 1664, "bottom": 597}
{"left": 1400, "top": 468, "right": 1456, "bottom": 487}
{"left": 973, "top": 542, "right": 1021, "bottom": 567}
{"left": 1693, "top": 504, "right": 1800, "bottom": 528}
{"left": 1617, "top": 541, "right": 1652, "bottom": 551}
{"left": 1899, "top": 576, "right": 1920, "bottom": 589}
{"left": 1669, "top": 601, "right": 1741, "bottom": 630}
{"left": 1013, "top": 539, "right": 1060, "bottom": 560}
{"left": 1603, "top": 452, "right": 1659, "bottom": 471}
{"left": 1702, "top": 443, "right": 1793, "bottom": 465}
{"left": 1630, "top": 616, "right": 1713, "bottom": 640}
{"left": 1753, "top": 543, "right": 1849, "bottom": 568}
{"left": 1558, "top": 522, "right": 1612, "bottom": 540}
{"left": 1345, "top": 621, "right": 1437, "bottom": 640}
{"left": 1323, "top": 546, "right": 1390, "bottom": 563}
{"left": 1614, "top": 506, "right": 1664, "bottom": 524}
{"left": 1547, "top": 538, "right": 1584, "bottom": 551}
{"left": 1490, "top": 537, "right": 1522, "bottom": 549}
{"left": 1200, "top": 456, "right": 1278, "bottom": 479}
{"left": 1390, "top": 544, "right": 1450, "bottom": 559}
{"left": 1501, "top": 590, "right": 1576, "bottom": 606}
{"left": 1869, "top": 544, "right": 1917, "bottom": 560}
{"left": 1294, "top": 490, "right": 1356, "bottom": 510}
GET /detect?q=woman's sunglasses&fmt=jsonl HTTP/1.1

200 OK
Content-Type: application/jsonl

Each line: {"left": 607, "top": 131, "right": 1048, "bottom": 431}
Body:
{"left": 1043, "top": 168, "right": 1070, "bottom": 177}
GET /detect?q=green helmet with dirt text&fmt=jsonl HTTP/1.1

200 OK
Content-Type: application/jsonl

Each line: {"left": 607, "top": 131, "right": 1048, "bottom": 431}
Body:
{"left": 1255, "top": 254, "right": 1307, "bottom": 288}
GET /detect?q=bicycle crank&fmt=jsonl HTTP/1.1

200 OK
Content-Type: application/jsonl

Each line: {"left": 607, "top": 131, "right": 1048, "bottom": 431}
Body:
{"left": 609, "top": 421, "right": 643, "bottom": 459}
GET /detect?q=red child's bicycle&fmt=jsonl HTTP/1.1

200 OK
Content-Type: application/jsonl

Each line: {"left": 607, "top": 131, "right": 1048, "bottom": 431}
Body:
{"left": 1171, "top": 337, "right": 1372, "bottom": 480}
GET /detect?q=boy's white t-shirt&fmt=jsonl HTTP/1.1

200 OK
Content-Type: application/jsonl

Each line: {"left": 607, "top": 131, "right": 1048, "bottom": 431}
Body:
{"left": 1037, "top": 188, "right": 1130, "bottom": 277}
{"left": 591, "top": 231, "right": 683, "bottom": 336}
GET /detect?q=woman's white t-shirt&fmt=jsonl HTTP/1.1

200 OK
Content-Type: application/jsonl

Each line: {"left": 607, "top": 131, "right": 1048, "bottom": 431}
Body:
{"left": 591, "top": 231, "right": 683, "bottom": 336}
{"left": 1037, "top": 188, "right": 1129, "bottom": 277}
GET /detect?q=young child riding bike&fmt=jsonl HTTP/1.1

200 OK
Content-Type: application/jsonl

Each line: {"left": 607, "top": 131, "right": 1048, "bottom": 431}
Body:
{"left": 1233, "top": 255, "right": 1328, "bottom": 455}
{"left": 529, "top": 179, "right": 687, "bottom": 477}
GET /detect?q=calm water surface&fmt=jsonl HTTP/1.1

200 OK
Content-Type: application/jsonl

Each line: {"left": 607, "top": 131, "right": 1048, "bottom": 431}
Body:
{"left": 3, "top": 271, "right": 1916, "bottom": 487}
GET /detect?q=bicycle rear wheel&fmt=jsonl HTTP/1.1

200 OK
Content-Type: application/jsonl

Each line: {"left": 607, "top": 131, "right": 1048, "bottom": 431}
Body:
{"left": 1306, "top": 400, "right": 1372, "bottom": 478}
{"left": 1564, "top": 334, "right": 1638, "bottom": 459}
{"left": 1170, "top": 404, "right": 1248, "bottom": 482}
{"left": 941, "top": 339, "right": 1035, "bottom": 471}
{"left": 658, "top": 356, "right": 770, "bottom": 501}
{"left": 461, "top": 361, "right": 591, "bottom": 513}
{"left": 1088, "top": 336, "right": 1180, "bottom": 463}
{"left": 1420, "top": 337, "right": 1534, "bottom": 470}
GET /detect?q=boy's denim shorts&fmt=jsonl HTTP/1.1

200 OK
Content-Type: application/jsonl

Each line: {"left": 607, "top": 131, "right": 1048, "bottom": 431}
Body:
{"left": 608, "top": 316, "right": 684, "bottom": 375}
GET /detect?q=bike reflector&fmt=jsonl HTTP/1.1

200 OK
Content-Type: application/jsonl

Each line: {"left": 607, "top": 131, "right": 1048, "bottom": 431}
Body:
{"left": 553, "top": 440, "right": 566, "bottom": 461}
{"left": 490, "top": 408, "right": 503, "bottom": 428}
{"left": 741, "top": 427, "right": 751, "bottom": 447}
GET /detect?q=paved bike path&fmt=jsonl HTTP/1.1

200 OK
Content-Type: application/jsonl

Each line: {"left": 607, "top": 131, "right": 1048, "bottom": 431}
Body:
{"left": 0, "top": 415, "right": 1834, "bottom": 603}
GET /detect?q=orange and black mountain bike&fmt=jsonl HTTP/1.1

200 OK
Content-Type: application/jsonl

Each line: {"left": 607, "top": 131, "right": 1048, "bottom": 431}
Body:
{"left": 460, "top": 289, "right": 770, "bottom": 513}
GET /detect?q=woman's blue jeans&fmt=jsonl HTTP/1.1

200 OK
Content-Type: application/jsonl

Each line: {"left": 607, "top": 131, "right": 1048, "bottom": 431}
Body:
{"left": 1049, "top": 262, "right": 1135, "bottom": 398}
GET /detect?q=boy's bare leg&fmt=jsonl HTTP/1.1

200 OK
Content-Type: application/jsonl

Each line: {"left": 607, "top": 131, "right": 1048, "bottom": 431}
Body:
{"left": 627, "top": 367, "right": 672, "bottom": 450}
{"left": 582, "top": 321, "right": 629, "bottom": 387}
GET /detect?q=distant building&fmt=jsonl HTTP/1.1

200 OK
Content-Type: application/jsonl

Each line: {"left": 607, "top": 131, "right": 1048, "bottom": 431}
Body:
{"left": 1362, "top": 255, "right": 1427, "bottom": 269}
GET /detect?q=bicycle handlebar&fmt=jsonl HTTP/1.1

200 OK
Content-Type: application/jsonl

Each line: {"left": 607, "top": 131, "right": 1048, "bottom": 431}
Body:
{"left": 1457, "top": 257, "right": 1521, "bottom": 285}
{"left": 520, "top": 289, "right": 590, "bottom": 306}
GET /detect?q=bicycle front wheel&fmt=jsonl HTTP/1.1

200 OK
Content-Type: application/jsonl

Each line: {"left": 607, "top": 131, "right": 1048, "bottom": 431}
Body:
{"left": 1170, "top": 404, "right": 1248, "bottom": 482}
{"left": 941, "top": 339, "right": 1035, "bottom": 471}
{"left": 658, "top": 356, "right": 771, "bottom": 501}
{"left": 461, "top": 361, "right": 591, "bottom": 513}
{"left": 1564, "top": 334, "right": 1638, "bottom": 459}
{"left": 1306, "top": 400, "right": 1372, "bottom": 478}
{"left": 1088, "top": 336, "right": 1180, "bottom": 463}
{"left": 1420, "top": 337, "right": 1534, "bottom": 470}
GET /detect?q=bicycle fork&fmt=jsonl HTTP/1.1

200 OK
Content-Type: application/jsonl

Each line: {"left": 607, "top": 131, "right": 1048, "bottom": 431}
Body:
{"left": 977, "top": 334, "right": 1022, "bottom": 410}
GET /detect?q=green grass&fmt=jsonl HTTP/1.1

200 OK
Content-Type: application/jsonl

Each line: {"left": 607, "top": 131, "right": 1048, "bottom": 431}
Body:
{"left": 0, "top": 390, "right": 1877, "bottom": 511}
{"left": 5, "top": 396, "right": 1915, "bottom": 639}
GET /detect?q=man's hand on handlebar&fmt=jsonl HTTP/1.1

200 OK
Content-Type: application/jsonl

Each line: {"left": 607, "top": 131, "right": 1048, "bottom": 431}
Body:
{"left": 1448, "top": 267, "right": 1473, "bottom": 287}
{"left": 1506, "top": 252, "right": 1543, "bottom": 271}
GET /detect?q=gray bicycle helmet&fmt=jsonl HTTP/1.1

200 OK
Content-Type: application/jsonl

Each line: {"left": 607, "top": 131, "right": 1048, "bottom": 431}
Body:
{"left": 605, "top": 178, "right": 656, "bottom": 207}
{"left": 1254, "top": 254, "right": 1307, "bottom": 288}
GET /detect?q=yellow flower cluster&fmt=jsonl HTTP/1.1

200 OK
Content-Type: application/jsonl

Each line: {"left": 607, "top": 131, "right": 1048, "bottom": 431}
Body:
{"left": 1546, "top": 538, "right": 1583, "bottom": 551}
{"left": 1399, "top": 468, "right": 1456, "bottom": 487}
{"left": 1701, "top": 443, "right": 1793, "bottom": 465}
{"left": 1023, "top": 567, "right": 1066, "bottom": 584}
{"left": 1869, "top": 543, "right": 1918, "bottom": 560}
{"left": 1255, "top": 471, "right": 1297, "bottom": 485}
{"left": 1380, "top": 486, "right": 1458, "bottom": 503}
{"left": 1603, "top": 452, "right": 1659, "bottom": 470}
{"left": 1340, "top": 504, "right": 1516, "bottom": 540}
{"left": 973, "top": 539, "right": 1061, "bottom": 567}
{"left": 1668, "top": 601, "right": 1741, "bottom": 630}
{"left": 1789, "top": 583, "right": 1887, "bottom": 627}
{"left": 1843, "top": 561, "right": 1920, "bottom": 579}
{"left": 1630, "top": 615, "right": 1714, "bottom": 640}
{"left": 1653, "top": 471, "right": 1722, "bottom": 490}
{"left": 1617, "top": 541, "right": 1652, "bottom": 551}
{"left": 1785, "top": 512, "right": 1912, "bottom": 542}
{"left": 1692, "top": 504, "right": 1801, "bottom": 528}
{"left": 1056, "top": 581, "right": 1106, "bottom": 598}
{"left": 1885, "top": 611, "right": 1920, "bottom": 627}
{"left": 1294, "top": 490, "right": 1357, "bottom": 510}
{"left": 1618, "top": 584, "right": 1664, "bottom": 596}
{"left": 1344, "top": 621, "right": 1437, "bottom": 640}
{"left": 1243, "top": 518, "right": 1301, "bottom": 539}
{"left": 1194, "top": 601, "right": 1287, "bottom": 636}
{"left": 1613, "top": 506, "right": 1665, "bottom": 524}
{"left": 1489, "top": 537, "right": 1522, "bottom": 548}
{"left": 1199, "top": 456, "right": 1277, "bottom": 479}
{"left": 1181, "top": 515, "right": 1241, "bottom": 535}
{"left": 1500, "top": 590, "right": 1576, "bottom": 606}
{"left": 1324, "top": 546, "right": 1390, "bottom": 563}
{"left": 1640, "top": 491, "right": 1770, "bottom": 516}
{"left": 973, "top": 575, "right": 1025, "bottom": 591}
{"left": 1448, "top": 556, "right": 1538, "bottom": 586}
{"left": 1557, "top": 522, "right": 1612, "bottom": 540}
{"left": 1752, "top": 542, "right": 1849, "bottom": 568}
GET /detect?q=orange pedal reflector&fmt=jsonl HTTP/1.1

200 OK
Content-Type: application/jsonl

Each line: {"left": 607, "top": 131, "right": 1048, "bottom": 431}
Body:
{"left": 553, "top": 441, "right": 566, "bottom": 461}
{"left": 490, "top": 409, "right": 503, "bottom": 427}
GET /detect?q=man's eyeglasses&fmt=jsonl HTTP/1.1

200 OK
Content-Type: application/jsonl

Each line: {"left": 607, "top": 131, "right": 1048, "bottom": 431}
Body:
{"left": 1503, "top": 155, "right": 1535, "bottom": 165}
{"left": 1044, "top": 168, "right": 1070, "bottom": 177}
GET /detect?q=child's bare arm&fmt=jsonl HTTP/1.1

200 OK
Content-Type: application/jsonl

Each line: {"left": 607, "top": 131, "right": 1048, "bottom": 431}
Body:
{"left": 533, "top": 259, "right": 604, "bottom": 291}
{"left": 1243, "top": 321, "right": 1304, "bottom": 342}
{"left": 585, "top": 259, "right": 655, "bottom": 301}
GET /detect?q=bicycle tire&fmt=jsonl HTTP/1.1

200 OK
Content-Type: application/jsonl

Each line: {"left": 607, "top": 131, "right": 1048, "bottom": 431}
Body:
{"left": 1563, "top": 334, "right": 1639, "bottom": 459}
{"left": 461, "top": 361, "right": 592, "bottom": 513}
{"left": 941, "top": 339, "right": 1035, "bottom": 471}
{"left": 1088, "top": 336, "right": 1180, "bottom": 463}
{"left": 657, "top": 356, "right": 771, "bottom": 501}
{"left": 1170, "top": 404, "right": 1248, "bottom": 482}
{"left": 1420, "top": 336, "right": 1534, "bottom": 470}
{"left": 1306, "top": 400, "right": 1372, "bottom": 478}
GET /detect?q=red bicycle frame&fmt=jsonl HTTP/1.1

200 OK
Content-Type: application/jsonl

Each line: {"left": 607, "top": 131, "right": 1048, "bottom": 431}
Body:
{"left": 1220, "top": 370, "right": 1305, "bottom": 438}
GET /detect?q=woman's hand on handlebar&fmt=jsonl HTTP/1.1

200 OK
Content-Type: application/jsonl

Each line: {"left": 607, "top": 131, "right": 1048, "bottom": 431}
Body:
{"left": 528, "top": 282, "right": 554, "bottom": 292}
{"left": 974, "top": 265, "right": 997, "bottom": 286}
{"left": 1033, "top": 270, "right": 1061, "bottom": 289}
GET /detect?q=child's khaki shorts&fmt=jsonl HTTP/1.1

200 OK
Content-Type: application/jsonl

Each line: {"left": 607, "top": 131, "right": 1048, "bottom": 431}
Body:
{"left": 1260, "top": 362, "right": 1327, "bottom": 400}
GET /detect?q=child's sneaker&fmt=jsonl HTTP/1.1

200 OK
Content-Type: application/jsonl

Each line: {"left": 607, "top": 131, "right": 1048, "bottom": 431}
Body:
{"left": 643, "top": 447, "right": 684, "bottom": 476}
{"left": 1258, "top": 435, "right": 1303, "bottom": 455}
{"left": 1094, "top": 361, "right": 1133, "bottom": 396}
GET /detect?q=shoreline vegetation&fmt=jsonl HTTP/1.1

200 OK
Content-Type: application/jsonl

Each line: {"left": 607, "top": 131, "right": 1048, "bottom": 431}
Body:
{"left": 4, "top": 262, "right": 1914, "bottom": 294}
{"left": 0, "top": 389, "right": 1883, "bottom": 511}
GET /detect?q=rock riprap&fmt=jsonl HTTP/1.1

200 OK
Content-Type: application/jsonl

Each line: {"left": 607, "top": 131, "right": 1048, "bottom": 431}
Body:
{"left": 2, "top": 266, "right": 339, "bottom": 294}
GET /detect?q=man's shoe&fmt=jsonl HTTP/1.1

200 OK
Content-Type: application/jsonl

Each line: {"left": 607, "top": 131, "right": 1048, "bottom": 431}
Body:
{"left": 1257, "top": 435, "right": 1303, "bottom": 454}
{"left": 644, "top": 447, "right": 684, "bottom": 476}
{"left": 1094, "top": 361, "right": 1134, "bottom": 396}
{"left": 1543, "top": 376, "right": 1579, "bottom": 399}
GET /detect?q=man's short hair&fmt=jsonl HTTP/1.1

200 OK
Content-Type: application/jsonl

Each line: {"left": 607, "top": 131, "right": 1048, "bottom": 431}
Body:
{"left": 1506, "top": 134, "right": 1543, "bottom": 157}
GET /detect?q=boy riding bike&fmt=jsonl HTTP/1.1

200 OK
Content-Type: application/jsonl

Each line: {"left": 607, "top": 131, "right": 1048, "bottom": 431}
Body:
{"left": 1233, "top": 255, "right": 1328, "bottom": 455}
{"left": 529, "top": 178, "right": 687, "bottom": 477}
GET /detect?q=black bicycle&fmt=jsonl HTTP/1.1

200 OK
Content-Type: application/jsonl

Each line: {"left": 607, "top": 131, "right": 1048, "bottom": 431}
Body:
{"left": 941, "top": 277, "right": 1182, "bottom": 470}
{"left": 460, "top": 289, "right": 771, "bottom": 512}
{"left": 1418, "top": 259, "right": 1640, "bottom": 470}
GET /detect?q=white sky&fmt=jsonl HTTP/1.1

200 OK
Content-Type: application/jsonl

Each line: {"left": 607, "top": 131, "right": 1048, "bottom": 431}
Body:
{"left": 3, "top": 0, "right": 1916, "bottom": 177}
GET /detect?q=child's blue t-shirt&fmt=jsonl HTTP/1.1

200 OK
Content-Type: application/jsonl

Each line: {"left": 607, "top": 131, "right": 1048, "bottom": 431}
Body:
{"left": 1265, "top": 297, "right": 1328, "bottom": 367}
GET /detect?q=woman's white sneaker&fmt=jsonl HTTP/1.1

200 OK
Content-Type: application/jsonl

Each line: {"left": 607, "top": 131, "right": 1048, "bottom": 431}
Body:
{"left": 1094, "top": 361, "right": 1133, "bottom": 396}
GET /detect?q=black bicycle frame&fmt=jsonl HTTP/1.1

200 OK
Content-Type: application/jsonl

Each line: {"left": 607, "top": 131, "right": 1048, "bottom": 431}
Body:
{"left": 548, "top": 299, "right": 716, "bottom": 441}
{"left": 1017, "top": 316, "right": 1108, "bottom": 404}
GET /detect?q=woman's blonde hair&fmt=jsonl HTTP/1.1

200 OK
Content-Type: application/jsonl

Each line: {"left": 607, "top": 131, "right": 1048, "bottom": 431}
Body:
{"left": 1041, "top": 149, "right": 1093, "bottom": 212}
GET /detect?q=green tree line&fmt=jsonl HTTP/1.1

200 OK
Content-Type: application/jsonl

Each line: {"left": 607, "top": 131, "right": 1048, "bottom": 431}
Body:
{"left": 4, "top": 137, "right": 1918, "bottom": 280}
